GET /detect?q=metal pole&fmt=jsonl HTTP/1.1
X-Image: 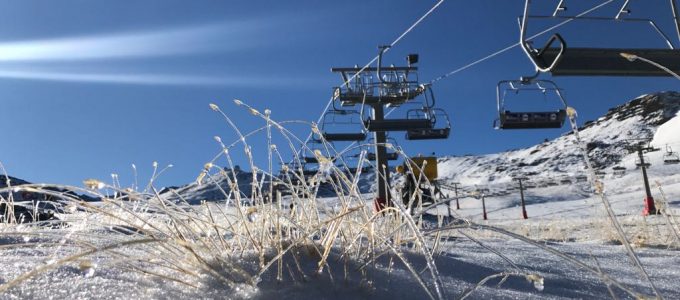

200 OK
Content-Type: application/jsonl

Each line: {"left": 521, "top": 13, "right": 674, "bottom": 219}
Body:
{"left": 372, "top": 104, "right": 391, "bottom": 210}
{"left": 454, "top": 183, "right": 460, "bottom": 209}
{"left": 670, "top": 0, "right": 680, "bottom": 46}
{"left": 481, "top": 194, "right": 487, "bottom": 220}
{"left": 638, "top": 149, "right": 658, "bottom": 215}
{"left": 519, "top": 179, "right": 528, "bottom": 219}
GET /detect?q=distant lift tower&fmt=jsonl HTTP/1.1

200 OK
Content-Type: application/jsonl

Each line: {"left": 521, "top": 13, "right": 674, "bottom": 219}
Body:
{"left": 331, "top": 46, "right": 449, "bottom": 209}
{"left": 626, "top": 139, "right": 660, "bottom": 216}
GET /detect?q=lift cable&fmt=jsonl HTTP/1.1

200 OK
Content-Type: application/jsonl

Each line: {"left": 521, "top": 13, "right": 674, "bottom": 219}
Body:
{"left": 314, "top": 0, "right": 445, "bottom": 127}
{"left": 301, "top": 0, "right": 446, "bottom": 157}
{"left": 429, "top": 0, "right": 615, "bottom": 85}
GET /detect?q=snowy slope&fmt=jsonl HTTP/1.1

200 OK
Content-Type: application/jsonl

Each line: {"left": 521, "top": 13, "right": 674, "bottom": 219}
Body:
{"left": 437, "top": 91, "right": 680, "bottom": 193}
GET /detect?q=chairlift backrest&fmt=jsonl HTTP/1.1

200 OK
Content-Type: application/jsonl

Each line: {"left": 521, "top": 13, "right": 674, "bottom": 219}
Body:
{"left": 321, "top": 106, "right": 367, "bottom": 142}
{"left": 405, "top": 108, "right": 451, "bottom": 140}
{"left": 519, "top": 0, "right": 680, "bottom": 76}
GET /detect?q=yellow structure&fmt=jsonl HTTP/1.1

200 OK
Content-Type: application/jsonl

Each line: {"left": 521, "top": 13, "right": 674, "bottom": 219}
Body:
{"left": 406, "top": 156, "right": 438, "bottom": 181}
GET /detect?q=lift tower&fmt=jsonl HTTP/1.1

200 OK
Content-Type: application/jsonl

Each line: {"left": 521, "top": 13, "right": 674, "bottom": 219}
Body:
{"left": 331, "top": 46, "right": 428, "bottom": 208}
{"left": 626, "top": 139, "right": 660, "bottom": 216}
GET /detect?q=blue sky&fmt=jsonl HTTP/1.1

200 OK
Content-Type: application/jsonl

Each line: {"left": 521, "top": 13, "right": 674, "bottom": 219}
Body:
{"left": 1, "top": 0, "right": 679, "bottom": 188}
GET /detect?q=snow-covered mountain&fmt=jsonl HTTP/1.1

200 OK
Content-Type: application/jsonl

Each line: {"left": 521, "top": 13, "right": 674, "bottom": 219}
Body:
{"left": 161, "top": 165, "right": 377, "bottom": 204}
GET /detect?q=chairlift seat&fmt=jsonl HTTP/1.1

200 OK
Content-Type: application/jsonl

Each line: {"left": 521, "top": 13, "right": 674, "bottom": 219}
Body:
{"left": 334, "top": 86, "right": 423, "bottom": 106}
{"left": 406, "top": 128, "right": 450, "bottom": 140}
{"left": 304, "top": 156, "right": 335, "bottom": 164}
{"left": 664, "top": 157, "right": 680, "bottom": 164}
{"left": 498, "top": 110, "right": 566, "bottom": 129}
{"left": 364, "top": 119, "right": 432, "bottom": 132}
{"left": 303, "top": 157, "right": 319, "bottom": 164}
{"left": 635, "top": 157, "right": 651, "bottom": 168}
{"left": 366, "top": 152, "right": 399, "bottom": 161}
{"left": 538, "top": 48, "right": 680, "bottom": 76}
{"left": 322, "top": 132, "right": 367, "bottom": 142}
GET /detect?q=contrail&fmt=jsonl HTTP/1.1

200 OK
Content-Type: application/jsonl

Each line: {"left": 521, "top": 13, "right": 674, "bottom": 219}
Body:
{"left": 0, "top": 69, "right": 324, "bottom": 87}
{"left": 0, "top": 20, "right": 265, "bottom": 62}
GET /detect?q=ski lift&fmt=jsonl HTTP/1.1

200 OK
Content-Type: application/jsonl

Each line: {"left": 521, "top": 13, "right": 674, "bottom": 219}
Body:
{"left": 595, "top": 170, "right": 606, "bottom": 179}
{"left": 495, "top": 79, "right": 567, "bottom": 129}
{"left": 320, "top": 102, "right": 367, "bottom": 142}
{"left": 331, "top": 46, "right": 424, "bottom": 106}
{"left": 302, "top": 139, "right": 333, "bottom": 164}
{"left": 404, "top": 85, "right": 451, "bottom": 139}
{"left": 613, "top": 166, "right": 626, "bottom": 177}
{"left": 366, "top": 137, "right": 400, "bottom": 161}
{"left": 664, "top": 145, "right": 680, "bottom": 164}
{"left": 519, "top": 0, "right": 680, "bottom": 76}
{"left": 635, "top": 156, "right": 651, "bottom": 169}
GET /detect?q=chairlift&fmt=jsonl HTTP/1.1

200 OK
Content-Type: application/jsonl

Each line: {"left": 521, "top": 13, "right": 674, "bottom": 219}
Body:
{"left": 302, "top": 139, "right": 333, "bottom": 164}
{"left": 366, "top": 136, "right": 400, "bottom": 161}
{"left": 334, "top": 148, "right": 373, "bottom": 174}
{"left": 664, "top": 144, "right": 680, "bottom": 164}
{"left": 331, "top": 47, "right": 424, "bottom": 106}
{"left": 495, "top": 79, "right": 567, "bottom": 129}
{"left": 519, "top": 0, "right": 680, "bottom": 76}
{"left": 320, "top": 102, "right": 367, "bottom": 142}
{"left": 613, "top": 166, "right": 626, "bottom": 177}
{"left": 403, "top": 85, "right": 451, "bottom": 140}
{"left": 635, "top": 156, "right": 651, "bottom": 168}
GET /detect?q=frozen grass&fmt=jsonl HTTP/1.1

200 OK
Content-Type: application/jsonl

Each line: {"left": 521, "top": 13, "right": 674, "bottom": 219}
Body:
{"left": 0, "top": 100, "right": 678, "bottom": 299}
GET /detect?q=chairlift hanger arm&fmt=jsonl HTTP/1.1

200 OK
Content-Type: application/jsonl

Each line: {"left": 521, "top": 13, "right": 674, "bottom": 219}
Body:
{"left": 553, "top": 0, "right": 567, "bottom": 17}
{"left": 522, "top": 15, "right": 675, "bottom": 49}
{"left": 615, "top": 0, "right": 631, "bottom": 19}
{"left": 520, "top": 0, "right": 567, "bottom": 73}
{"left": 377, "top": 45, "right": 390, "bottom": 84}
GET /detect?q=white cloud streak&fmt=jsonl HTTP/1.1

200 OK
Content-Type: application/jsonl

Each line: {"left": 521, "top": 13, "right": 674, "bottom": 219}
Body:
{"left": 0, "top": 69, "right": 320, "bottom": 88}
{"left": 0, "top": 21, "right": 262, "bottom": 62}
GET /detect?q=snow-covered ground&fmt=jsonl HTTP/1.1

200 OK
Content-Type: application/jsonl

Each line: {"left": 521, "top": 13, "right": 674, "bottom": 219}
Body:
{"left": 1, "top": 92, "right": 679, "bottom": 299}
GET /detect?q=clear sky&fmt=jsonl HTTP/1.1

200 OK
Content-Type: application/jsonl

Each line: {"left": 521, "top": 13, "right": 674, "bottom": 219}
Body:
{"left": 1, "top": 0, "right": 679, "bottom": 188}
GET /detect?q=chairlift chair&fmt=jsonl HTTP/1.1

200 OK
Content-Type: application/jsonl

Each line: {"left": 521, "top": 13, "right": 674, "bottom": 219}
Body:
{"left": 405, "top": 108, "right": 451, "bottom": 140}
{"left": 664, "top": 145, "right": 680, "bottom": 164}
{"left": 635, "top": 156, "right": 651, "bottom": 168}
{"left": 613, "top": 166, "right": 626, "bottom": 177}
{"left": 519, "top": 0, "right": 680, "bottom": 77}
{"left": 331, "top": 47, "right": 424, "bottom": 106}
{"left": 320, "top": 104, "right": 367, "bottom": 142}
{"left": 404, "top": 85, "right": 451, "bottom": 140}
{"left": 302, "top": 139, "right": 333, "bottom": 164}
{"left": 495, "top": 79, "right": 567, "bottom": 130}
{"left": 364, "top": 117, "right": 433, "bottom": 132}
{"left": 365, "top": 137, "right": 400, "bottom": 161}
